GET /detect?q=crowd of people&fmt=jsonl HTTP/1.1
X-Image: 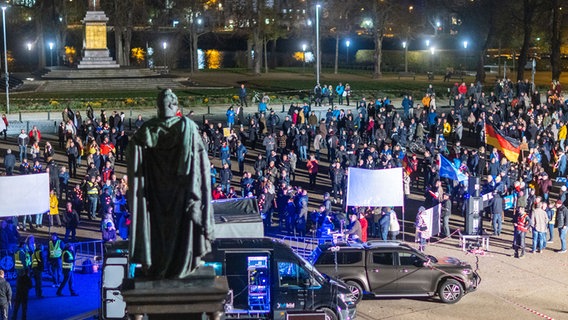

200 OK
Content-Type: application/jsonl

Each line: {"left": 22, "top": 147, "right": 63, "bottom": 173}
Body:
{"left": 1, "top": 78, "right": 568, "bottom": 298}
{"left": 0, "top": 106, "right": 136, "bottom": 314}
{"left": 5, "top": 108, "right": 132, "bottom": 244}
{"left": 221, "top": 80, "right": 568, "bottom": 256}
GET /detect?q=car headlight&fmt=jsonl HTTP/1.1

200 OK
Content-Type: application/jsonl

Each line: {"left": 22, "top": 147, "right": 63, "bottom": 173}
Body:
{"left": 461, "top": 268, "right": 472, "bottom": 275}
{"left": 339, "top": 293, "right": 356, "bottom": 305}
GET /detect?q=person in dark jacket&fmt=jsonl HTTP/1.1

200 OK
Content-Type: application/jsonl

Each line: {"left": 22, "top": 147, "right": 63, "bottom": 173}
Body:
{"left": 555, "top": 200, "right": 568, "bottom": 253}
{"left": 63, "top": 202, "right": 80, "bottom": 243}
{"left": 12, "top": 270, "right": 32, "bottom": 320}
{"left": 0, "top": 269, "right": 11, "bottom": 320}
{"left": 441, "top": 193, "right": 452, "bottom": 237}
{"left": 3, "top": 149, "right": 15, "bottom": 176}
{"left": 66, "top": 141, "right": 79, "bottom": 178}
{"left": 219, "top": 163, "right": 233, "bottom": 194}
{"left": 492, "top": 192, "right": 504, "bottom": 236}
{"left": 236, "top": 140, "right": 247, "bottom": 175}
{"left": 116, "top": 130, "right": 129, "bottom": 162}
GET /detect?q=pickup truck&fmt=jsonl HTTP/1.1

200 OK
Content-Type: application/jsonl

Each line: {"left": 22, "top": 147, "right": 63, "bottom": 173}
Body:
{"left": 310, "top": 240, "right": 479, "bottom": 304}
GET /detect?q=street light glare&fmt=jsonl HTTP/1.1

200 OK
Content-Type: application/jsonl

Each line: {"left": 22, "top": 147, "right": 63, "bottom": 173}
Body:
{"left": 463, "top": 41, "right": 468, "bottom": 49}
{"left": 162, "top": 42, "right": 167, "bottom": 50}
{"left": 402, "top": 41, "right": 407, "bottom": 49}
{"left": 425, "top": 39, "right": 430, "bottom": 47}
{"left": 1, "top": 5, "right": 8, "bottom": 114}
{"left": 346, "top": 40, "right": 350, "bottom": 47}
{"left": 302, "top": 44, "right": 307, "bottom": 51}
{"left": 430, "top": 47, "right": 436, "bottom": 55}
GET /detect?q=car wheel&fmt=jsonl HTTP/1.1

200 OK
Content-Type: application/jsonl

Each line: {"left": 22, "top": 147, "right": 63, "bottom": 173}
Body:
{"left": 318, "top": 307, "right": 338, "bottom": 320}
{"left": 438, "top": 279, "right": 463, "bottom": 304}
{"left": 345, "top": 280, "right": 363, "bottom": 304}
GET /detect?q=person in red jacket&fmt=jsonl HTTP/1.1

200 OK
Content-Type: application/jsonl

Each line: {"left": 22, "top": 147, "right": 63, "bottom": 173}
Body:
{"left": 212, "top": 185, "right": 226, "bottom": 200}
{"left": 29, "top": 125, "right": 41, "bottom": 145}
{"left": 306, "top": 154, "right": 319, "bottom": 187}
{"left": 359, "top": 211, "right": 368, "bottom": 242}
{"left": 100, "top": 136, "right": 116, "bottom": 157}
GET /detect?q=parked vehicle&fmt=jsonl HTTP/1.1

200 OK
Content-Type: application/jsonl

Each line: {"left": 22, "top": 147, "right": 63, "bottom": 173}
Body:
{"left": 310, "top": 241, "right": 479, "bottom": 304}
{"left": 101, "top": 197, "right": 358, "bottom": 320}
{"left": 204, "top": 237, "right": 357, "bottom": 320}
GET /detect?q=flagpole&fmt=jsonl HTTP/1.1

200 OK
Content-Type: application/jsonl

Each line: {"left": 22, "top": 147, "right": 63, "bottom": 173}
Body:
{"left": 402, "top": 168, "right": 405, "bottom": 242}
{"left": 401, "top": 203, "right": 405, "bottom": 242}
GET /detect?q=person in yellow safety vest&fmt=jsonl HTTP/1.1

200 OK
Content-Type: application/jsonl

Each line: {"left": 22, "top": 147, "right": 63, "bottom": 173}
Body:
{"left": 48, "top": 233, "right": 63, "bottom": 287}
{"left": 26, "top": 234, "right": 44, "bottom": 299}
{"left": 86, "top": 175, "right": 100, "bottom": 220}
{"left": 56, "top": 243, "right": 78, "bottom": 296}
{"left": 31, "top": 243, "right": 44, "bottom": 298}
{"left": 14, "top": 241, "right": 31, "bottom": 276}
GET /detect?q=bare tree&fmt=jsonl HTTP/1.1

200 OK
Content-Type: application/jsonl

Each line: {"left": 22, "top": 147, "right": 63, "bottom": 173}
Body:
{"left": 318, "top": 0, "right": 361, "bottom": 74}
{"left": 108, "top": 0, "right": 146, "bottom": 66}
{"left": 366, "top": 1, "right": 405, "bottom": 79}
{"left": 516, "top": 0, "right": 540, "bottom": 81}
{"left": 549, "top": 0, "right": 567, "bottom": 80}
{"left": 442, "top": 0, "right": 506, "bottom": 83}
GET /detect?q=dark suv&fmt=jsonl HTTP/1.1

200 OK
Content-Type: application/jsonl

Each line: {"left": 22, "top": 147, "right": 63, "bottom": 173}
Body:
{"left": 310, "top": 241, "right": 479, "bottom": 304}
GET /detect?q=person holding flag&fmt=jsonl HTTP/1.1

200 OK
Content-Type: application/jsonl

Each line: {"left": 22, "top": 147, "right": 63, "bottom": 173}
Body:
{"left": 485, "top": 120, "right": 521, "bottom": 163}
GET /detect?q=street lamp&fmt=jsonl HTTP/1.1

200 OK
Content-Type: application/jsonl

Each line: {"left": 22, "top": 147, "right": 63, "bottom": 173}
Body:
{"left": 425, "top": 39, "right": 430, "bottom": 47}
{"left": 26, "top": 42, "right": 32, "bottom": 72}
{"left": 1, "top": 5, "right": 9, "bottom": 114}
{"left": 345, "top": 40, "right": 350, "bottom": 65}
{"left": 302, "top": 43, "right": 307, "bottom": 74}
{"left": 402, "top": 41, "right": 408, "bottom": 73}
{"left": 531, "top": 58, "right": 536, "bottom": 93}
{"left": 463, "top": 40, "right": 469, "bottom": 69}
{"left": 162, "top": 41, "right": 167, "bottom": 69}
{"left": 430, "top": 46, "right": 436, "bottom": 71}
{"left": 315, "top": 4, "right": 321, "bottom": 85}
{"left": 48, "top": 42, "right": 54, "bottom": 67}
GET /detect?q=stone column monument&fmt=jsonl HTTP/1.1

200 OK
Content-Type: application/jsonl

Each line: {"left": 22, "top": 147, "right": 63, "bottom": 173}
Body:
{"left": 77, "top": 0, "right": 119, "bottom": 68}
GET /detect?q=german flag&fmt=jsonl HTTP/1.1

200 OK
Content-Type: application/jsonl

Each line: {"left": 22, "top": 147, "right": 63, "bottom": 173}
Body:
{"left": 485, "top": 122, "right": 520, "bottom": 162}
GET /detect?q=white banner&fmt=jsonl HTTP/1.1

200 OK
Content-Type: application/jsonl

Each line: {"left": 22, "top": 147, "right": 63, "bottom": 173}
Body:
{"left": 346, "top": 167, "right": 404, "bottom": 207}
{"left": 428, "top": 204, "right": 441, "bottom": 237}
{"left": 0, "top": 173, "right": 50, "bottom": 217}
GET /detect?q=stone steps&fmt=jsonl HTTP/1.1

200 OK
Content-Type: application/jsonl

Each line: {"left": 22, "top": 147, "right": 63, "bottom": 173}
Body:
{"left": 36, "top": 77, "right": 186, "bottom": 92}
{"left": 42, "top": 67, "right": 159, "bottom": 79}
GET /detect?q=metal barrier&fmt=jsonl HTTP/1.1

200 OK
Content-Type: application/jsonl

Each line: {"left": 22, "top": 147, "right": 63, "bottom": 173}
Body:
{"left": 7, "top": 120, "right": 58, "bottom": 135}
{"left": 274, "top": 235, "right": 324, "bottom": 260}
{"left": 74, "top": 240, "right": 104, "bottom": 272}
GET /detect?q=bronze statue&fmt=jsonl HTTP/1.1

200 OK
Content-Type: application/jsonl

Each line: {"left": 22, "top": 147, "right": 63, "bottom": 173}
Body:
{"left": 127, "top": 89, "right": 214, "bottom": 279}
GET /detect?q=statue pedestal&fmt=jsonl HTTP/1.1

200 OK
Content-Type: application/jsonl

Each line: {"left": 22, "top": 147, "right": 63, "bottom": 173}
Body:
{"left": 122, "top": 268, "right": 229, "bottom": 320}
{"left": 78, "top": 11, "right": 119, "bottom": 69}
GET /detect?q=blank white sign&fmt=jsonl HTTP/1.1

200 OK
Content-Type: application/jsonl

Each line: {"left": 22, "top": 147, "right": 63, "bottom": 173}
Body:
{"left": 346, "top": 167, "right": 404, "bottom": 207}
{"left": 0, "top": 173, "right": 49, "bottom": 217}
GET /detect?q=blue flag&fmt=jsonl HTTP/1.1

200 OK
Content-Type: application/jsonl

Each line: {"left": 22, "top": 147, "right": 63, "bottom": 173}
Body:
{"left": 439, "top": 155, "right": 467, "bottom": 182}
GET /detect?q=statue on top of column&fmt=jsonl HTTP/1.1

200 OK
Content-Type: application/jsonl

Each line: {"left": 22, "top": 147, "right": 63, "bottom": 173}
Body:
{"left": 89, "top": 0, "right": 99, "bottom": 11}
